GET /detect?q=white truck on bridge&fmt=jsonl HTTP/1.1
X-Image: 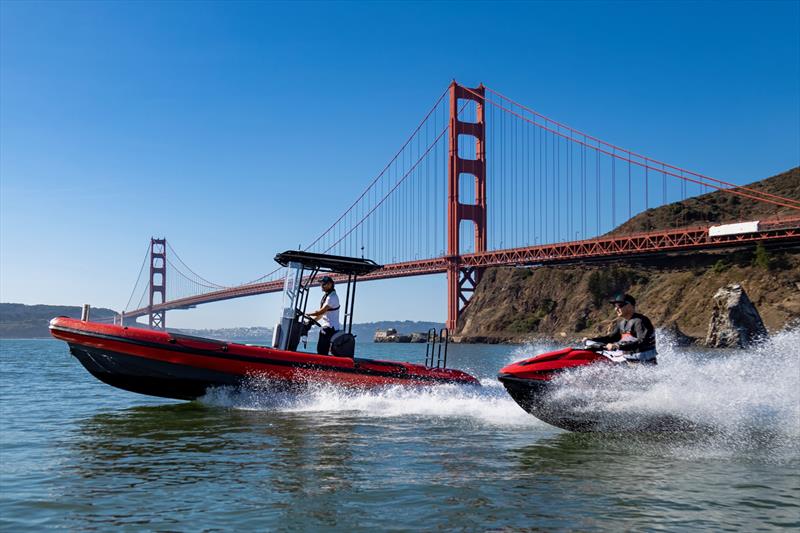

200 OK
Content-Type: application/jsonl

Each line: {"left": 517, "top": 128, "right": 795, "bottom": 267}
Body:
{"left": 708, "top": 221, "right": 760, "bottom": 237}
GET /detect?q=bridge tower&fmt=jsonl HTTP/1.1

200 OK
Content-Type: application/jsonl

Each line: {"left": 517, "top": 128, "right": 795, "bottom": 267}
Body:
{"left": 148, "top": 237, "right": 167, "bottom": 329}
{"left": 447, "top": 82, "right": 487, "bottom": 331}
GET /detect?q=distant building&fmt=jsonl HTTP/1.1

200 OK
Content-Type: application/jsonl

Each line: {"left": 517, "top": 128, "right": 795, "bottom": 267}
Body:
{"left": 374, "top": 328, "right": 398, "bottom": 342}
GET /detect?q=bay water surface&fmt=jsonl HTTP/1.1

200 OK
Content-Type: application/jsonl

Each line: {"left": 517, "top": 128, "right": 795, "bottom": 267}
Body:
{"left": 1, "top": 333, "right": 798, "bottom": 531}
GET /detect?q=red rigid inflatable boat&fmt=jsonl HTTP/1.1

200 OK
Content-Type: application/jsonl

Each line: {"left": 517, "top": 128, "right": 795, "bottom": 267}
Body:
{"left": 50, "top": 317, "right": 479, "bottom": 401}
{"left": 50, "top": 251, "right": 479, "bottom": 401}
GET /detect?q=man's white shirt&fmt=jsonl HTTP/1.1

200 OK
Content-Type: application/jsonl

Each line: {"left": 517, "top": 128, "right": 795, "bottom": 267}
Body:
{"left": 319, "top": 291, "right": 341, "bottom": 330}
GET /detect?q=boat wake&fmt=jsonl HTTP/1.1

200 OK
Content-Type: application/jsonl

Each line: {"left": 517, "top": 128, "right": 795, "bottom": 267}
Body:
{"left": 200, "top": 377, "right": 542, "bottom": 428}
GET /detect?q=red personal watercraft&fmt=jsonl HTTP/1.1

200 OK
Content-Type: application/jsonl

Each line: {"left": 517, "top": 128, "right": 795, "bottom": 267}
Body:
{"left": 498, "top": 344, "right": 689, "bottom": 432}
{"left": 50, "top": 251, "right": 479, "bottom": 401}
{"left": 498, "top": 346, "right": 616, "bottom": 431}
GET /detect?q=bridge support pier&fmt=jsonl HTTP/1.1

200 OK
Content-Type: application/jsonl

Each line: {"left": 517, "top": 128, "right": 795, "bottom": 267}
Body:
{"left": 148, "top": 238, "right": 167, "bottom": 330}
{"left": 446, "top": 82, "right": 487, "bottom": 331}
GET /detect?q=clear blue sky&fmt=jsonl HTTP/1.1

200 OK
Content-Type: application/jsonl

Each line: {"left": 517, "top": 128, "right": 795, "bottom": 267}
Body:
{"left": 2, "top": 1, "right": 798, "bottom": 328}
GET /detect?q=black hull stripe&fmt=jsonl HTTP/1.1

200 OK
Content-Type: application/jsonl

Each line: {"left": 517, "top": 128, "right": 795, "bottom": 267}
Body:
{"left": 52, "top": 324, "right": 460, "bottom": 384}
{"left": 71, "top": 344, "right": 238, "bottom": 400}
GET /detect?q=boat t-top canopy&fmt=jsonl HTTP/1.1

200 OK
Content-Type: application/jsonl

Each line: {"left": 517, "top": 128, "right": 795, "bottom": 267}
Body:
{"left": 274, "top": 250, "right": 382, "bottom": 276}
{"left": 272, "top": 251, "right": 382, "bottom": 353}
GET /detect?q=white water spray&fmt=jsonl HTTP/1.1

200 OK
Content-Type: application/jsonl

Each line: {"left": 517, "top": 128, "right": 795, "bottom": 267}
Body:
{"left": 202, "top": 377, "right": 543, "bottom": 428}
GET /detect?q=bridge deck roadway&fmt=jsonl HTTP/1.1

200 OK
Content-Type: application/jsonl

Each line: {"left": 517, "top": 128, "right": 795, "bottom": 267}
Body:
{"left": 122, "top": 217, "right": 800, "bottom": 320}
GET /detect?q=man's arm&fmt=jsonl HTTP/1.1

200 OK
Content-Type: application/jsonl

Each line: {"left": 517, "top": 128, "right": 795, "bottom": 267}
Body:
{"left": 589, "top": 323, "right": 621, "bottom": 345}
{"left": 308, "top": 303, "right": 332, "bottom": 319}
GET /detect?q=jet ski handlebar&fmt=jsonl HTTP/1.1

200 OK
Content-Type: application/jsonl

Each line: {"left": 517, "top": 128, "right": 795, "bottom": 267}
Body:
{"left": 581, "top": 340, "right": 626, "bottom": 361}
{"left": 582, "top": 339, "right": 605, "bottom": 351}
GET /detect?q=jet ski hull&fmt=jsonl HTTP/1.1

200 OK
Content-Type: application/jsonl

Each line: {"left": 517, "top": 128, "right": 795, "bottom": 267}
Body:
{"left": 498, "top": 348, "right": 694, "bottom": 433}
{"left": 50, "top": 317, "right": 479, "bottom": 401}
{"left": 498, "top": 373, "right": 606, "bottom": 432}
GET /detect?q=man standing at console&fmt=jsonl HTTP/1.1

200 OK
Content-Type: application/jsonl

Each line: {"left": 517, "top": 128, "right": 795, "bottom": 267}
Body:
{"left": 308, "top": 276, "right": 340, "bottom": 355}
{"left": 585, "top": 293, "right": 658, "bottom": 364}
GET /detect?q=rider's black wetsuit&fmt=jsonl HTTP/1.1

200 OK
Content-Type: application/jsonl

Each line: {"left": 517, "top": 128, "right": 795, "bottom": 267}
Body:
{"left": 590, "top": 313, "right": 657, "bottom": 364}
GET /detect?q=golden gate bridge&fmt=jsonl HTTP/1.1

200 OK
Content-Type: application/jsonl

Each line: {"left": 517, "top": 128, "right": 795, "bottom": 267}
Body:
{"left": 115, "top": 82, "right": 800, "bottom": 330}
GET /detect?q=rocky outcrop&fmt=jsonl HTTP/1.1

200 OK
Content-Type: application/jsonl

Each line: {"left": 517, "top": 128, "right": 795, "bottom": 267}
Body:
{"left": 409, "top": 332, "right": 429, "bottom": 343}
{"left": 705, "top": 284, "right": 768, "bottom": 348}
{"left": 374, "top": 328, "right": 401, "bottom": 342}
{"left": 374, "top": 328, "right": 429, "bottom": 343}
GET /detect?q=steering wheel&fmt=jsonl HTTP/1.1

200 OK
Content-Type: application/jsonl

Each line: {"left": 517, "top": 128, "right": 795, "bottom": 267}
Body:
{"left": 295, "top": 310, "right": 321, "bottom": 328}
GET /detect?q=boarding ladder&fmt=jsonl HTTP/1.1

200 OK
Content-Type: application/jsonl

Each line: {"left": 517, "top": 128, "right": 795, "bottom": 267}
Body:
{"left": 424, "top": 328, "right": 449, "bottom": 369}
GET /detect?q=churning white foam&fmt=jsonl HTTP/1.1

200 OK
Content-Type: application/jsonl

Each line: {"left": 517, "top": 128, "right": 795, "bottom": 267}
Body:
{"left": 201, "top": 377, "right": 543, "bottom": 428}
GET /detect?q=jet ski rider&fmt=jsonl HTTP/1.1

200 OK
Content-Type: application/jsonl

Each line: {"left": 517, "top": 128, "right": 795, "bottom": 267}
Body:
{"left": 584, "top": 293, "right": 658, "bottom": 365}
{"left": 308, "top": 275, "right": 340, "bottom": 355}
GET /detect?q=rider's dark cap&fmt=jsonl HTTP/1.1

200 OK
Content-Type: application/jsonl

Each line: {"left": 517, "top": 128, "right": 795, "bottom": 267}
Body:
{"left": 609, "top": 293, "right": 635, "bottom": 306}
{"left": 319, "top": 276, "right": 334, "bottom": 284}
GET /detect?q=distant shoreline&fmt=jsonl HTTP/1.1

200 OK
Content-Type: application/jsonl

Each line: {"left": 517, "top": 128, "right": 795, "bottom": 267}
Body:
{"left": 0, "top": 304, "right": 443, "bottom": 341}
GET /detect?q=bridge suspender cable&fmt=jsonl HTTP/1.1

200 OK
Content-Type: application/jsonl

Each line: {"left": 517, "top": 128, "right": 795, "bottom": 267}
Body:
{"left": 165, "top": 243, "right": 227, "bottom": 289}
{"left": 304, "top": 86, "right": 451, "bottom": 253}
{"left": 474, "top": 86, "right": 800, "bottom": 210}
{"left": 124, "top": 243, "right": 151, "bottom": 312}
{"left": 480, "top": 86, "right": 800, "bottom": 210}
{"left": 321, "top": 109, "right": 454, "bottom": 253}
{"left": 320, "top": 97, "right": 472, "bottom": 255}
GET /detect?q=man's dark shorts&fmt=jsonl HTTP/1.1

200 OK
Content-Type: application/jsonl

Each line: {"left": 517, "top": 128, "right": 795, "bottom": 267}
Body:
{"left": 317, "top": 326, "right": 336, "bottom": 355}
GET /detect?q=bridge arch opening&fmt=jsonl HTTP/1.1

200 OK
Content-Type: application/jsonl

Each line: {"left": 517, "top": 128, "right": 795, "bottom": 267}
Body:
{"left": 459, "top": 219, "right": 479, "bottom": 255}
{"left": 458, "top": 135, "right": 478, "bottom": 160}
{"left": 458, "top": 172, "right": 477, "bottom": 205}
{"left": 455, "top": 98, "right": 479, "bottom": 123}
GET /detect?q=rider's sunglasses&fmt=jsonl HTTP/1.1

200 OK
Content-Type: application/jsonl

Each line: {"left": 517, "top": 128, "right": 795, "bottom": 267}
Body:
{"left": 613, "top": 302, "right": 629, "bottom": 309}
